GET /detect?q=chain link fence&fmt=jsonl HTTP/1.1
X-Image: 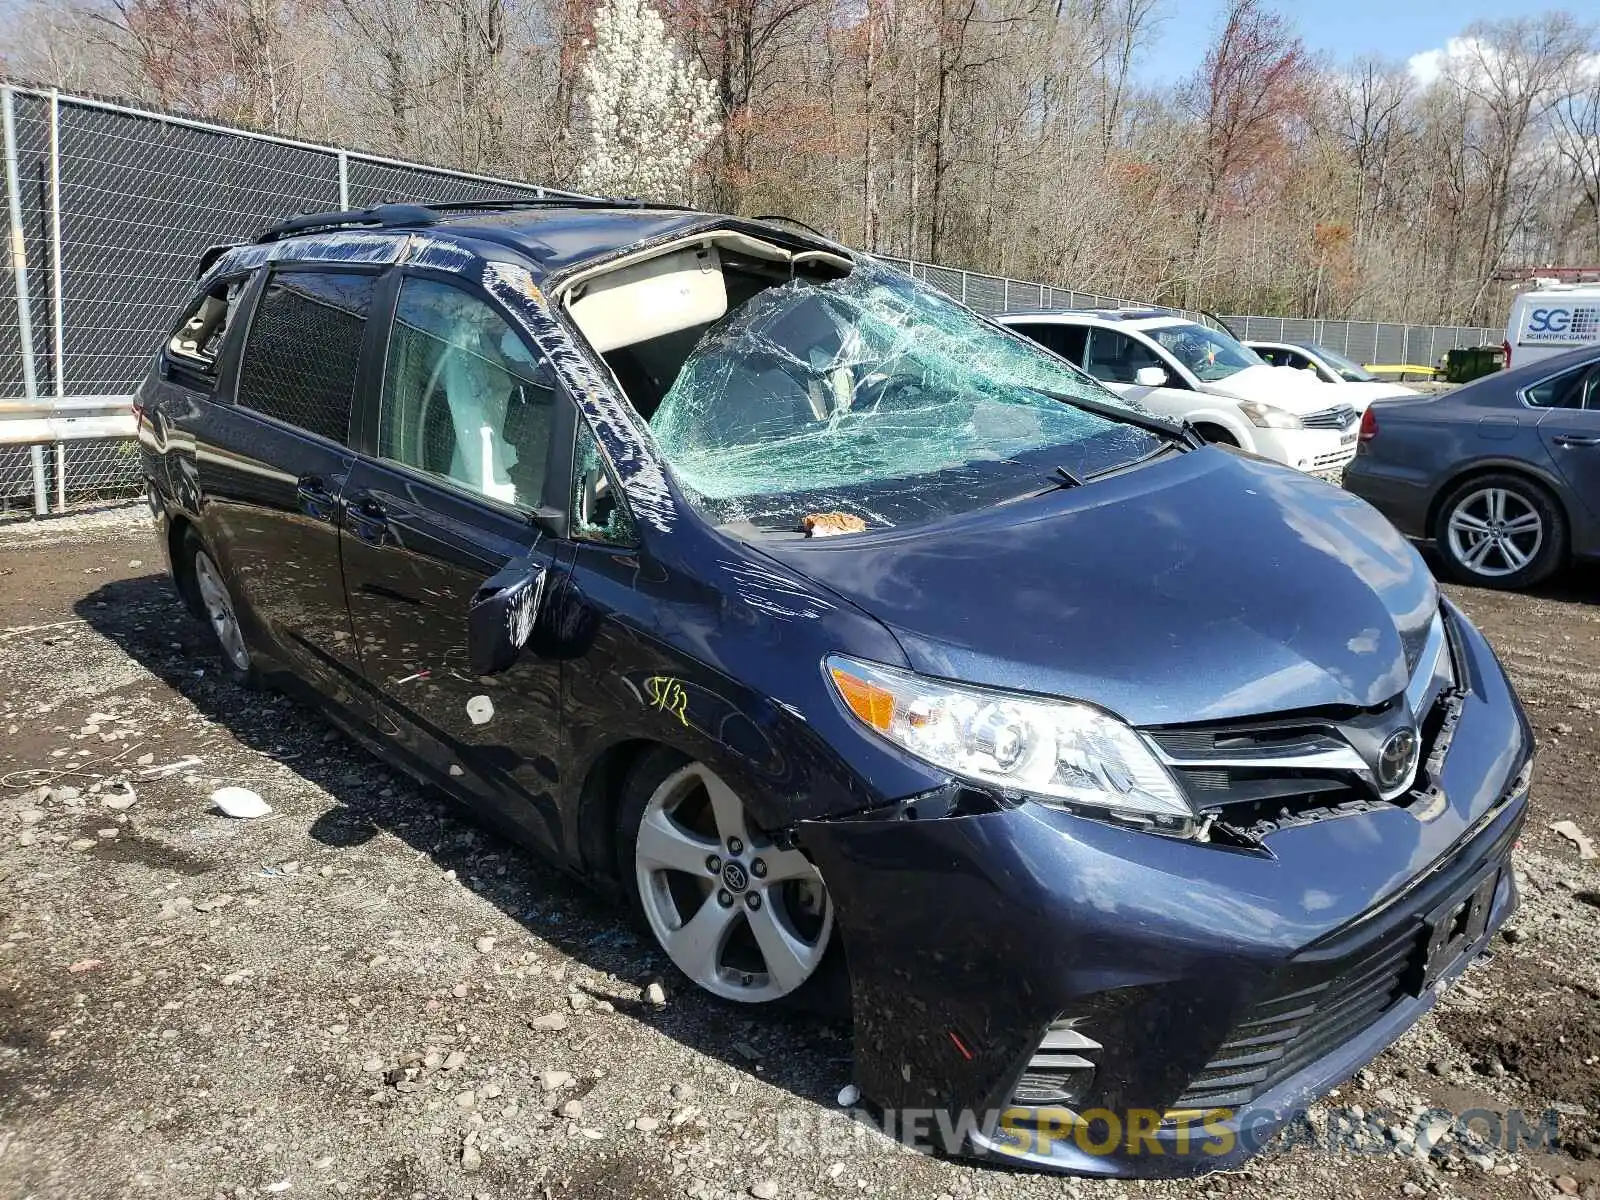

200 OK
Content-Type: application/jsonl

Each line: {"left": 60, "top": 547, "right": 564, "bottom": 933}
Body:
{"left": 0, "top": 83, "right": 554, "bottom": 516}
{"left": 883, "top": 259, "right": 1500, "bottom": 364}
{"left": 2, "top": 82, "right": 1503, "bottom": 518}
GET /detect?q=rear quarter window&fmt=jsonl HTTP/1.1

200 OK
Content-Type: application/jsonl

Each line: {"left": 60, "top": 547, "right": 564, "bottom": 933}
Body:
{"left": 163, "top": 275, "right": 250, "bottom": 387}
{"left": 235, "top": 270, "right": 376, "bottom": 444}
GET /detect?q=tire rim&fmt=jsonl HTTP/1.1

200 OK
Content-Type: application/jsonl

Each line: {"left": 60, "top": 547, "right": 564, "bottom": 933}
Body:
{"left": 635, "top": 762, "right": 833, "bottom": 1003}
{"left": 193, "top": 549, "right": 250, "bottom": 671}
{"left": 1446, "top": 487, "right": 1544, "bottom": 579}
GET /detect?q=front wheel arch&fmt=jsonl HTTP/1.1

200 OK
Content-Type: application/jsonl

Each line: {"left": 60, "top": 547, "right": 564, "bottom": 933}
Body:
{"left": 1191, "top": 422, "right": 1240, "bottom": 448}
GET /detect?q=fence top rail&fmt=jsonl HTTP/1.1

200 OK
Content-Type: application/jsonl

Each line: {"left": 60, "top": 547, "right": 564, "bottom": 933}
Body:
{"left": 0, "top": 79, "right": 593, "bottom": 201}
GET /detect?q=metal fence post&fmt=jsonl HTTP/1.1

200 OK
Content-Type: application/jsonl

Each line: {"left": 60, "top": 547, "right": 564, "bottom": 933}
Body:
{"left": 30, "top": 445, "right": 46, "bottom": 513}
{"left": 337, "top": 149, "right": 349, "bottom": 209}
{"left": 3, "top": 85, "right": 46, "bottom": 514}
{"left": 48, "top": 88, "right": 63, "bottom": 397}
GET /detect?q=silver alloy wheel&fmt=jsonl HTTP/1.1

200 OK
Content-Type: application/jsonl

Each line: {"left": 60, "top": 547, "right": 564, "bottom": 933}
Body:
{"left": 1445, "top": 487, "right": 1544, "bottom": 579}
{"left": 635, "top": 761, "right": 833, "bottom": 1003}
{"left": 193, "top": 549, "right": 251, "bottom": 672}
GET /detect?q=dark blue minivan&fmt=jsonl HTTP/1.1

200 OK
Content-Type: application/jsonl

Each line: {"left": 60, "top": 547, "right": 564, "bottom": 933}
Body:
{"left": 137, "top": 199, "right": 1532, "bottom": 1176}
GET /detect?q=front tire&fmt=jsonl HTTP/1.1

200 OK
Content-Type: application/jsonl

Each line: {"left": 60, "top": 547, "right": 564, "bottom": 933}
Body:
{"left": 618, "top": 748, "right": 836, "bottom": 1006}
{"left": 182, "top": 529, "right": 261, "bottom": 688}
{"left": 1433, "top": 473, "right": 1565, "bottom": 590}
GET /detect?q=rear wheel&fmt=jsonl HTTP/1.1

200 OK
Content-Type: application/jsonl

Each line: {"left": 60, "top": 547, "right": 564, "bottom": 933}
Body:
{"left": 1433, "top": 473, "right": 1565, "bottom": 590}
{"left": 618, "top": 749, "right": 836, "bottom": 1006}
{"left": 182, "top": 530, "right": 261, "bottom": 687}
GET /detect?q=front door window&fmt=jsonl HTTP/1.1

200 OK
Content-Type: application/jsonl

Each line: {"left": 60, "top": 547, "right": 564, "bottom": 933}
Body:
{"left": 378, "top": 277, "right": 557, "bottom": 510}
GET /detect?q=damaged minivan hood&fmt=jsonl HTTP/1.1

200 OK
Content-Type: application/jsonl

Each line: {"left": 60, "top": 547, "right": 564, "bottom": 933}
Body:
{"left": 761, "top": 449, "right": 1439, "bottom": 727}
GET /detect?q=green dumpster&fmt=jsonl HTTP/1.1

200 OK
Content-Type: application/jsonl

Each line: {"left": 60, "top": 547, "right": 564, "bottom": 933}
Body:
{"left": 1443, "top": 346, "right": 1505, "bottom": 384}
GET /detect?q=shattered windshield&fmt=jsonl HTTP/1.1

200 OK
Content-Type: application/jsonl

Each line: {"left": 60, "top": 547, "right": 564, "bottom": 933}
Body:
{"left": 1148, "top": 323, "right": 1263, "bottom": 383}
{"left": 647, "top": 265, "right": 1166, "bottom": 534}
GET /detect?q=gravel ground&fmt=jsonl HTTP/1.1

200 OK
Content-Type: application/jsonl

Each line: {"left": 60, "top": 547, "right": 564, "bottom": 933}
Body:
{"left": 3, "top": 506, "right": 1600, "bottom": 1200}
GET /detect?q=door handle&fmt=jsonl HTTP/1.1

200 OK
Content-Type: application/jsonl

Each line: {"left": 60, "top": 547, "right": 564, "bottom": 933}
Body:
{"left": 347, "top": 493, "right": 393, "bottom": 545}
{"left": 296, "top": 474, "right": 337, "bottom": 521}
{"left": 1553, "top": 434, "right": 1600, "bottom": 448}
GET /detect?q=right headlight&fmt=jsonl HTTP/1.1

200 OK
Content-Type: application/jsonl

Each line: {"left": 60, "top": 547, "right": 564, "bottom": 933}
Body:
{"left": 1238, "top": 399, "right": 1305, "bottom": 429}
{"left": 825, "top": 655, "right": 1197, "bottom": 836}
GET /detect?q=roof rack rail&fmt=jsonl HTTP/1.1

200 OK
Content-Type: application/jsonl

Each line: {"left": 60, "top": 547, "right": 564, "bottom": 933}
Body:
{"left": 252, "top": 193, "right": 692, "bottom": 245}
{"left": 255, "top": 203, "right": 439, "bottom": 244}
{"left": 420, "top": 194, "right": 650, "bottom": 213}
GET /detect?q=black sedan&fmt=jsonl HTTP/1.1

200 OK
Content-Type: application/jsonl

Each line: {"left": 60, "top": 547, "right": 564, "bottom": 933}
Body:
{"left": 1345, "top": 343, "right": 1600, "bottom": 589}
{"left": 136, "top": 198, "right": 1530, "bottom": 1176}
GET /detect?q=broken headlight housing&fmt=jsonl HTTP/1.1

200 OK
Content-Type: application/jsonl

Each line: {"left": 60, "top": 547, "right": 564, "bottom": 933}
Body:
{"left": 825, "top": 656, "right": 1196, "bottom": 836}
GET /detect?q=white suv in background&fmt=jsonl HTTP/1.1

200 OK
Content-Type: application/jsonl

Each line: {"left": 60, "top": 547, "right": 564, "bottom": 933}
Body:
{"left": 999, "top": 309, "right": 1360, "bottom": 476}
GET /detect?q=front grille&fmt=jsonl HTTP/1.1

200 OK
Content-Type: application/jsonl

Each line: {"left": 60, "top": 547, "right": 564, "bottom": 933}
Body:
{"left": 1303, "top": 404, "right": 1358, "bottom": 430}
{"left": 1311, "top": 444, "right": 1357, "bottom": 472}
{"left": 1171, "top": 803, "right": 1524, "bottom": 1111}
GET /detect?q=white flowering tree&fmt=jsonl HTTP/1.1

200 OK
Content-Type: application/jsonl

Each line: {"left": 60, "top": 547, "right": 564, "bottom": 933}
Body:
{"left": 574, "top": 0, "right": 721, "bottom": 203}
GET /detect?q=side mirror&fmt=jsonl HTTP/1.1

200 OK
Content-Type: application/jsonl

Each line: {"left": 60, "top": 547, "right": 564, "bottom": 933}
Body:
{"left": 468, "top": 559, "right": 547, "bottom": 676}
{"left": 1134, "top": 365, "right": 1169, "bottom": 388}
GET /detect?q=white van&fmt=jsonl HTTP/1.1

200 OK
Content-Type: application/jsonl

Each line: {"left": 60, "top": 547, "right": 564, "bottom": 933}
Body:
{"left": 1505, "top": 283, "right": 1600, "bottom": 370}
{"left": 999, "top": 309, "right": 1360, "bottom": 477}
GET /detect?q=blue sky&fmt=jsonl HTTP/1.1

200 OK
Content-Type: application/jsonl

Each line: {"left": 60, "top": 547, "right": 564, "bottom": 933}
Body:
{"left": 1137, "top": 0, "right": 1548, "bottom": 84}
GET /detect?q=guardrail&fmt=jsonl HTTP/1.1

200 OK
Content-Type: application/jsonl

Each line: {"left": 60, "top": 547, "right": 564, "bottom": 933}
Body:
{"left": 0, "top": 395, "right": 137, "bottom": 515}
{"left": 0, "top": 81, "right": 1505, "bottom": 518}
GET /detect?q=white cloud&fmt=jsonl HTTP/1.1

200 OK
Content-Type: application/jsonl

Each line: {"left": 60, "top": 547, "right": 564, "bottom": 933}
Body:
{"left": 1407, "top": 36, "right": 1600, "bottom": 89}
{"left": 1406, "top": 36, "right": 1489, "bottom": 87}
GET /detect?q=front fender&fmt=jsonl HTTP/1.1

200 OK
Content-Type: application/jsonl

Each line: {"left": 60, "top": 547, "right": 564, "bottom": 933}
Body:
{"left": 555, "top": 529, "right": 947, "bottom": 876}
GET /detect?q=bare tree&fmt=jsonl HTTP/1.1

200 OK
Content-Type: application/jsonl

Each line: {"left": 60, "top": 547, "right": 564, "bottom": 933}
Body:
{"left": 1178, "top": 0, "right": 1312, "bottom": 305}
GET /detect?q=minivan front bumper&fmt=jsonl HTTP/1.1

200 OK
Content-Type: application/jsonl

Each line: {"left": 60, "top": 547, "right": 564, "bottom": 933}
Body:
{"left": 798, "top": 602, "right": 1530, "bottom": 1177}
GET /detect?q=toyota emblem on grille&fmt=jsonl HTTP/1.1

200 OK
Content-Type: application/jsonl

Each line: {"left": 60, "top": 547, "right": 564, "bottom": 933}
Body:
{"left": 1378, "top": 727, "right": 1420, "bottom": 792}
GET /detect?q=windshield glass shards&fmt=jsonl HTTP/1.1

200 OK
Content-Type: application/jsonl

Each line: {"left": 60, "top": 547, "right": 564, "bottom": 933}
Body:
{"left": 1148, "top": 323, "right": 1264, "bottom": 383}
{"left": 647, "top": 265, "right": 1167, "bottom": 535}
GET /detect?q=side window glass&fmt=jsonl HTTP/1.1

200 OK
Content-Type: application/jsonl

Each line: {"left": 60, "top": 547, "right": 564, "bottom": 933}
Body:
{"left": 378, "top": 277, "right": 557, "bottom": 509}
{"left": 1084, "top": 329, "right": 1161, "bottom": 384}
{"left": 1525, "top": 364, "right": 1591, "bottom": 410}
{"left": 166, "top": 275, "right": 249, "bottom": 382}
{"left": 1256, "top": 347, "right": 1283, "bottom": 367}
{"left": 571, "top": 420, "right": 637, "bottom": 545}
{"left": 1011, "top": 323, "right": 1086, "bottom": 366}
{"left": 236, "top": 270, "right": 375, "bottom": 443}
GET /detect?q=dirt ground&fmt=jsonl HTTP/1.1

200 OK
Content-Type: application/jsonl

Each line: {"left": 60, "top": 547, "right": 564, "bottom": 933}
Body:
{"left": 3, "top": 506, "right": 1600, "bottom": 1200}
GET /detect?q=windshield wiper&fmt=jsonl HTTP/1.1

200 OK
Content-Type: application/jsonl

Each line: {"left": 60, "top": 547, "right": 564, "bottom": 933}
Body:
{"left": 1009, "top": 442, "right": 1183, "bottom": 505}
{"left": 1029, "top": 387, "right": 1205, "bottom": 449}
